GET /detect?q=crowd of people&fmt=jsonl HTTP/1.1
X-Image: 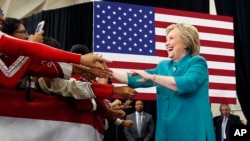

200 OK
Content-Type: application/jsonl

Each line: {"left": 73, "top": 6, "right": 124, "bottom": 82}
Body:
{"left": 0, "top": 5, "right": 246, "bottom": 141}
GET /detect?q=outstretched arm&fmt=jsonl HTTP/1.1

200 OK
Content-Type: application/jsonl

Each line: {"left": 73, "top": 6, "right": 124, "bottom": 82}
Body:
{"left": 0, "top": 32, "right": 110, "bottom": 69}
{"left": 112, "top": 70, "right": 129, "bottom": 84}
{"left": 0, "top": 32, "right": 81, "bottom": 64}
{"left": 131, "top": 70, "right": 178, "bottom": 91}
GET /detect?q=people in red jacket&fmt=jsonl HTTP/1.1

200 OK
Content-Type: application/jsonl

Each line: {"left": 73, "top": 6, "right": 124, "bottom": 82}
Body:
{"left": 0, "top": 9, "right": 110, "bottom": 82}
{"left": 1, "top": 17, "right": 136, "bottom": 100}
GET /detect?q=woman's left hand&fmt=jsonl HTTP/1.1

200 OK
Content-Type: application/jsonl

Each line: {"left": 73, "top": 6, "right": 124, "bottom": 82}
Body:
{"left": 131, "top": 70, "right": 152, "bottom": 82}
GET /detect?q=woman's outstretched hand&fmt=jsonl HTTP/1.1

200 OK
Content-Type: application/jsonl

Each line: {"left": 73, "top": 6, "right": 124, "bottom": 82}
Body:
{"left": 130, "top": 70, "right": 152, "bottom": 82}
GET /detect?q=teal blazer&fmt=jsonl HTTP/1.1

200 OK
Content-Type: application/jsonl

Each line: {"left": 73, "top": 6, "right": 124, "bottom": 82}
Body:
{"left": 127, "top": 54, "right": 216, "bottom": 141}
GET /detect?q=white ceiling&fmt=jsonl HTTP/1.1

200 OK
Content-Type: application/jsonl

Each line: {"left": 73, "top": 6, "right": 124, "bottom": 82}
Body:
{"left": 0, "top": 0, "right": 92, "bottom": 19}
{"left": 0, "top": 0, "right": 216, "bottom": 19}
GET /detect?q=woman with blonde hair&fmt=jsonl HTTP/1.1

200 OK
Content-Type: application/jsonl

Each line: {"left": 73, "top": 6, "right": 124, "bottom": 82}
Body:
{"left": 112, "top": 23, "right": 216, "bottom": 141}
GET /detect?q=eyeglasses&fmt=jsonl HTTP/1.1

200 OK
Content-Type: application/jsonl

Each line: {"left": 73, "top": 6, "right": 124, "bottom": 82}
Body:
{"left": 14, "top": 30, "right": 29, "bottom": 35}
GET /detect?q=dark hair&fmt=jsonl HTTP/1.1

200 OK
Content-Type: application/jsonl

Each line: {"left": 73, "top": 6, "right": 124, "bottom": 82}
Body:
{"left": 70, "top": 44, "right": 90, "bottom": 55}
{"left": 42, "top": 37, "right": 62, "bottom": 49}
{"left": 2, "top": 17, "right": 23, "bottom": 35}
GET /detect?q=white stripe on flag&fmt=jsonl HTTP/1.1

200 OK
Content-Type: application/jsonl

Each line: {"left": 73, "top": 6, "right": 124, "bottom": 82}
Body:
{"left": 155, "top": 13, "right": 233, "bottom": 29}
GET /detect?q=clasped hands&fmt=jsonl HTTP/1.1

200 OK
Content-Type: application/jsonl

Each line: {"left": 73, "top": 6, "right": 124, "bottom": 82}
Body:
{"left": 130, "top": 70, "right": 153, "bottom": 82}
{"left": 73, "top": 54, "right": 137, "bottom": 99}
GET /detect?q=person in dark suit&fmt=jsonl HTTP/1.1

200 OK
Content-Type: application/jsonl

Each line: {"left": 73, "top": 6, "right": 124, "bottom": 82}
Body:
{"left": 124, "top": 100, "right": 154, "bottom": 141}
{"left": 213, "top": 104, "right": 223, "bottom": 127}
{"left": 214, "top": 104, "right": 242, "bottom": 141}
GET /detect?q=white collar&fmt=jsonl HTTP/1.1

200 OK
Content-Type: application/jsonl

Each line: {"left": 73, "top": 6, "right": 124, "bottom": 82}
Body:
{"left": 136, "top": 111, "right": 143, "bottom": 115}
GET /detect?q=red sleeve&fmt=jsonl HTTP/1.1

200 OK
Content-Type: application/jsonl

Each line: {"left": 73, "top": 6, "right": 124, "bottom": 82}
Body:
{"left": 27, "top": 59, "right": 64, "bottom": 78}
{"left": 95, "top": 99, "right": 117, "bottom": 122}
{"left": 91, "top": 83, "right": 114, "bottom": 99}
{"left": 0, "top": 34, "right": 81, "bottom": 64}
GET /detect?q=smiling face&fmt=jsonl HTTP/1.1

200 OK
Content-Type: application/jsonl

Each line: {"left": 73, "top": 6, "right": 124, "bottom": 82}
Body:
{"left": 165, "top": 29, "right": 188, "bottom": 62}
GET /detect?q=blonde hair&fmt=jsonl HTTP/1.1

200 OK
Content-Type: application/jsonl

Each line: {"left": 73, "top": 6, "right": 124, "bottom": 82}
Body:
{"left": 166, "top": 23, "right": 200, "bottom": 56}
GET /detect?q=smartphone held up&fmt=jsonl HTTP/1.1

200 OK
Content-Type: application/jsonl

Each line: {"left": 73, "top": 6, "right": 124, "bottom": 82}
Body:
{"left": 35, "top": 21, "right": 45, "bottom": 33}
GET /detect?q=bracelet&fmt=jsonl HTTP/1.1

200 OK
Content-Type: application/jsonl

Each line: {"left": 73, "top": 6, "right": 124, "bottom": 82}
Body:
{"left": 153, "top": 74, "right": 156, "bottom": 86}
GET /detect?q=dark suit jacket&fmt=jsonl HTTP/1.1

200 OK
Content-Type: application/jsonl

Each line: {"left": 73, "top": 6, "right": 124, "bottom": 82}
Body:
{"left": 124, "top": 112, "right": 154, "bottom": 141}
{"left": 214, "top": 114, "right": 242, "bottom": 141}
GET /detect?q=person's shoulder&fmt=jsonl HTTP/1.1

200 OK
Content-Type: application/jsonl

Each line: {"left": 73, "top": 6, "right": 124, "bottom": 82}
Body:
{"left": 189, "top": 55, "right": 207, "bottom": 65}
{"left": 158, "top": 59, "right": 171, "bottom": 66}
{"left": 230, "top": 114, "right": 240, "bottom": 119}
{"left": 213, "top": 115, "right": 222, "bottom": 120}
{"left": 144, "top": 112, "right": 153, "bottom": 117}
{"left": 191, "top": 55, "right": 206, "bottom": 61}
{"left": 126, "top": 112, "right": 135, "bottom": 117}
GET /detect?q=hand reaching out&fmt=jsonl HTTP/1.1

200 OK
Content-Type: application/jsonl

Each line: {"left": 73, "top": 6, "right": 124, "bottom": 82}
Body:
{"left": 110, "top": 99, "right": 132, "bottom": 110}
{"left": 72, "top": 64, "right": 113, "bottom": 82}
{"left": 88, "top": 67, "right": 113, "bottom": 79}
{"left": 112, "top": 86, "right": 137, "bottom": 99}
{"left": 122, "top": 99, "right": 133, "bottom": 109}
{"left": 80, "top": 53, "right": 111, "bottom": 69}
{"left": 121, "top": 120, "right": 134, "bottom": 128}
{"left": 130, "top": 70, "right": 153, "bottom": 82}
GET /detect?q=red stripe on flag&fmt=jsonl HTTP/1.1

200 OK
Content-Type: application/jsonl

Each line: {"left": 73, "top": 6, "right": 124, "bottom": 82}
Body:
{"left": 155, "top": 49, "right": 168, "bottom": 57}
{"left": 209, "top": 69, "right": 235, "bottom": 77}
{"left": 197, "top": 26, "right": 233, "bottom": 35}
{"left": 209, "top": 83, "right": 236, "bottom": 90}
{"left": 108, "top": 61, "right": 157, "bottom": 70}
{"left": 209, "top": 97, "right": 236, "bottom": 104}
{"left": 155, "top": 7, "right": 233, "bottom": 22}
{"left": 200, "top": 40, "right": 234, "bottom": 49}
{"left": 201, "top": 54, "right": 235, "bottom": 63}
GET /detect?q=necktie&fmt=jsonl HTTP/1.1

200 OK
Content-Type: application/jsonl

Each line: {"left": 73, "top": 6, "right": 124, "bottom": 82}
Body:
{"left": 137, "top": 113, "right": 142, "bottom": 137}
{"left": 221, "top": 116, "right": 227, "bottom": 141}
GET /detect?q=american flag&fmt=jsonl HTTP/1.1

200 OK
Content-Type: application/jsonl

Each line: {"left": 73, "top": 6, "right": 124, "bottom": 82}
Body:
{"left": 93, "top": 1, "right": 236, "bottom": 104}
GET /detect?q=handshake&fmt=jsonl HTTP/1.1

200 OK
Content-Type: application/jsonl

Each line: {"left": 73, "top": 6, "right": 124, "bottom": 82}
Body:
{"left": 73, "top": 53, "right": 137, "bottom": 99}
